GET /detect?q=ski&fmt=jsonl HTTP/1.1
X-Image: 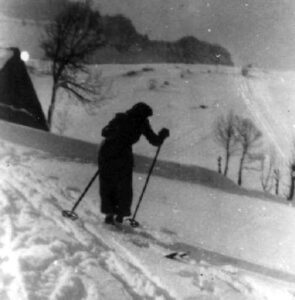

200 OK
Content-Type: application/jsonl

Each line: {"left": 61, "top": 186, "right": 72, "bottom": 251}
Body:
{"left": 103, "top": 219, "right": 142, "bottom": 233}
{"left": 164, "top": 251, "right": 194, "bottom": 264}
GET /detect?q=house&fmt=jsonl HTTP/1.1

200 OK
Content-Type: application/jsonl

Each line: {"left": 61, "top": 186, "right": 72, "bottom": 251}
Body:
{"left": 0, "top": 47, "right": 48, "bottom": 130}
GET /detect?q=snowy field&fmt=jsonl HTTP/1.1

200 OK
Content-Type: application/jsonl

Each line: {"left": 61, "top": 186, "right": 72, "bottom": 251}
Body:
{"left": 29, "top": 62, "right": 295, "bottom": 193}
{"left": 1, "top": 61, "right": 295, "bottom": 299}
{"left": 1, "top": 121, "right": 295, "bottom": 299}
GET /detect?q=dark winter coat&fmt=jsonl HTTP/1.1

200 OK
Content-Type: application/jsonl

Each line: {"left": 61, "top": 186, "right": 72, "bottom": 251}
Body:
{"left": 98, "top": 112, "right": 163, "bottom": 179}
{"left": 98, "top": 111, "right": 164, "bottom": 216}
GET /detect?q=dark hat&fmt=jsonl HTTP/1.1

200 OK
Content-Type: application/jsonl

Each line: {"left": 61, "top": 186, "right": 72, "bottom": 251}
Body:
{"left": 127, "top": 102, "right": 153, "bottom": 118}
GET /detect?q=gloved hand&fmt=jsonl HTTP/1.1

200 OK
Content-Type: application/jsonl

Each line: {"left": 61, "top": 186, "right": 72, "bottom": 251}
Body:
{"left": 158, "top": 128, "right": 170, "bottom": 141}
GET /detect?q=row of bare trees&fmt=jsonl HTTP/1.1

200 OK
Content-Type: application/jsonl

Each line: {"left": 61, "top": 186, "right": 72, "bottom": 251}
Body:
{"left": 214, "top": 111, "right": 263, "bottom": 186}
{"left": 215, "top": 111, "right": 295, "bottom": 198}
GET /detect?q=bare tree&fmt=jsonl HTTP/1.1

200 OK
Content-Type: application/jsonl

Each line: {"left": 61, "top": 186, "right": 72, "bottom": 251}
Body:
{"left": 41, "top": 2, "right": 105, "bottom": 130}
{"left": 214, "top": 111, "right": 239, "bottom": 176}
{"left": 245, "top": 147, "right": 278, "bottom": 193}
{"left": 287, "top": 163, "right": 295, "bottom": 200}
{"left": 235, "top": 117, "right": 262, "bottom": 186}
{"left": 286, "top": 141, "right": 295, "bottom": 200}
{"left": 259, "top": 150, "right": 277, "bottom": 193}
{"left": 287, "top": 144, "right": 295, "bottom": 200}
{"left": 273, "top": 169, "right": 281, "bottom": 196}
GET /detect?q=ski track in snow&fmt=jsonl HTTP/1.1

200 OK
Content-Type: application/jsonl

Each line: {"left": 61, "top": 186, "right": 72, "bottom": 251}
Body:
{"left": 0, "top": 141, "right": 295, "bottom": 300}
{"left": 0, "top": 144, "right": 172, "bottom": 299}
{"left": 237, "top": 76, "right": 291, "bottom": 163}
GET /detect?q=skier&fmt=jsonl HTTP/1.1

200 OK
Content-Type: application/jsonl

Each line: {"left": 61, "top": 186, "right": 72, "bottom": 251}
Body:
{"left": 98, "top": 102, "right": 169, "bottom": 225}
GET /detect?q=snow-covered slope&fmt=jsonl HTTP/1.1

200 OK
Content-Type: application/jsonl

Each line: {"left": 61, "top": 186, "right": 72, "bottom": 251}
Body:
{"left": 1, "top": 121, "right": 295, "bottom": 299}
{"left": 29, "top": 62, "right": 295, "bottom": 193}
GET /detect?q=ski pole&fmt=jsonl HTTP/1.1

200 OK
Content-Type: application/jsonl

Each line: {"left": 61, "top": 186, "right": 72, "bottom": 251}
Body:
{"left": 62, "top": 169, "right": 100, "bottom": 220}
{"left": 128, "top": 144, "right": 162, "bottom": 227}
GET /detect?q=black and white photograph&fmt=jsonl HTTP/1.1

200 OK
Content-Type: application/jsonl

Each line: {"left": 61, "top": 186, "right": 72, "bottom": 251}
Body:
{"left": 1, "top": 0, "right": 295, "bottom": 299}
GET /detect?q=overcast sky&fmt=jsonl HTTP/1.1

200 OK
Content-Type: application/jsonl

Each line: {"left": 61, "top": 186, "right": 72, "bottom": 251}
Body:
{"left": 93, "top": 0, "right": 295, "bottom": 70}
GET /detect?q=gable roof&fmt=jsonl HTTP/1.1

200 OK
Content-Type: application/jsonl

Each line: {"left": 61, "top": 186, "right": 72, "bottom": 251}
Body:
{"left": 0, "top": 47, "right": 48, "bottom": 130}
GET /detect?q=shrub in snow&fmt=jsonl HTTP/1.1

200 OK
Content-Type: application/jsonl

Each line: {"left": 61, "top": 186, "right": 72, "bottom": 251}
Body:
{"left": 180, "top": 68, "right": 193, "bottom": 79}
{"left": 241, "top": 64, "right": 252, "bottom": 77}
{"left": 124, "top": 70, "right": 140, "bottom": 77}
{"left": 148, "top": 79, "right": 158, "bottom": 90}
{"left": 142, "top": 67, "right": 154, "bottom": 72}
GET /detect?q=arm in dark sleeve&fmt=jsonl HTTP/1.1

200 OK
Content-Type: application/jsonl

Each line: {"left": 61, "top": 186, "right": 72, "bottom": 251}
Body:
{"left": 142, "top": 119, "right": 163, "bottom": 146}
{"left": 101, "top": 115, "right": 122, "bottom": 138}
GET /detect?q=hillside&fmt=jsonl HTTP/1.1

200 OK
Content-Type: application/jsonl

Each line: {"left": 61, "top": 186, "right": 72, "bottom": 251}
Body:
{"left": 28, "top": 62, "right": 295, "bottom": 196}
{"left": 0, "top": 1, "right": 233, "bottom": 66}
{"left": 1, "top": 120, "right": 295, "bottom": 299}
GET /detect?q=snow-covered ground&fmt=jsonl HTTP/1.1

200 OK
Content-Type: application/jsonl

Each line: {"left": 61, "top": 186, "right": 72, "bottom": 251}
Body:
{"left": 1, "top": 121, "right": 295, "bottom": 299}
{"left": 29, "top": 62, "right": 295, "bottom": 193}
{"left": 1, "top": 61, "right": 295, "bottom": 299}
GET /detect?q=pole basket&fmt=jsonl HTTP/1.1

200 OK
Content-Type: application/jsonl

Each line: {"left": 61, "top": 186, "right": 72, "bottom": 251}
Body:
{"left": 127, "top": 218, "right": 140, "bottom": 228}
{"left": 62, "top": 210, "right": 79, "bottom": 221}
{"left": 61, "top": 169, "right": 100, "bottom": 222}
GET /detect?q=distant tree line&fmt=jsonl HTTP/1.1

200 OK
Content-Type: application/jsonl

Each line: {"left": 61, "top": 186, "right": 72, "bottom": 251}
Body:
{"left": 99, "top": 15, "right": 233, "bottom": 66}
{"left": 8, "top": 0, "right": 234, "bottom": 65}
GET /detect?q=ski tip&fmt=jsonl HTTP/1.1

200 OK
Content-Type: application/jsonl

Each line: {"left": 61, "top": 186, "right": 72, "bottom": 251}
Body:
{"left": 165, "top": 251, "right": 190, "bottom": 259}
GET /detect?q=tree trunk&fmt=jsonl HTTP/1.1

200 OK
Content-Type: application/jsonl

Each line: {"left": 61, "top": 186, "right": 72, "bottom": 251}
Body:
{"left": 223, "top": 145, "right": 230, "bottom": 176}
{"left": 288, "top": 178, "right": 295, "bottom": 200}
{"left": 218, "top": 156, "right": 222, "bottom": 174}
{"left": 238, "top": 151, "right": 246, "bottom": 186}
{"left": 47, "top": 85, "right": 58, "bottom": 131}
{"left": 287, "top": 165, "right": 295, "bottom": 200}
{"left": 274, "top": 169, "right": 280, "bottom": 195}
{"left": 275, "top": 178, "right": 279, "bottom": 195}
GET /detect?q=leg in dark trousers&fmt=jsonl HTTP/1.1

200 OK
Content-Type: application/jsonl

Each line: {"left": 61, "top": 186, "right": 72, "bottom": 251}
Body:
{"left": 99, "top": 176, "right": 119, "bottom": 217}
{"left": 116, "top": 172, "right": 133, "bottom": 218}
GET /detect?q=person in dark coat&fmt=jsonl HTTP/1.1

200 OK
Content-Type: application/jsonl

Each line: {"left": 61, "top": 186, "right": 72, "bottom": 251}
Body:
{"left": 98, "top": 102, "right": 169, "bottom": 224}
